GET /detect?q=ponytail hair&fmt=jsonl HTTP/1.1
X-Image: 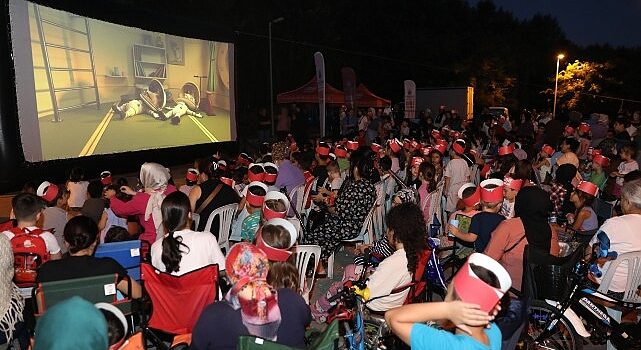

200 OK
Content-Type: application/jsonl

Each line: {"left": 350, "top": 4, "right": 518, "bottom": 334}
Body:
{"left": 160, "top": 192, "right": 191, "bottom": 273}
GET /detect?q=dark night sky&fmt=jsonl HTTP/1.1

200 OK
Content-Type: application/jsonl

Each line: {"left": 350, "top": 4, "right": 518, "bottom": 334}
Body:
{"left": 469, "top": 0, "right": 641, "bottom": 47}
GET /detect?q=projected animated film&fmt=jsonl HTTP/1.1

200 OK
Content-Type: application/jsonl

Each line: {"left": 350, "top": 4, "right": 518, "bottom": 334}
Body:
{"left": 22, "top": 3, "right": 234, "bottom": 160}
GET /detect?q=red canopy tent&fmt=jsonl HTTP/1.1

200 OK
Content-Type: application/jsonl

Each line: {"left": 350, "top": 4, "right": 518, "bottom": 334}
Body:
{"left": 276, "top": 76, "right": 345, "bottom": 105}
{"left": 354, "top": 83, "right": 391, "bottom": 108}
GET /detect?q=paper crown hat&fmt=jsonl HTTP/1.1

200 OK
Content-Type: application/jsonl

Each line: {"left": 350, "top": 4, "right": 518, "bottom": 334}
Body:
{"left": 480, "top": 178, "right": 504, "bottom": 203}
{"left": 576, "top": 180, "right": 599, "bottom": 197}
{"left": 421, "top": 147, "right": 432, "bottom": 156}
{"left": 256, "top": 218, "right": 298, "bottom": 262}
{"left": 247, "top": 163, "right": 266, "bottom": 182}
{"left": 220, "top": 177, "right": 235, "bottom": 187}
{"left": 263, "top": 162, "right": 279, "bottom": 183}
{"left": 452, "top": 139, "right": 466, "bottom": 155}
{"left": 480, "top": 163, "right": 491, "bottom": 179}
{"left": 100, "top": 171, "right": 112, "bottom": 185}
{"left": 541, "top": 144, "right": 555, "bottom": 156}
{"left": 452, "top": 253, "right": 512, "bottom": 313}
{"left": 262, "top": 191, "right": 290, "bottom": 220}
{"left": 316, "top": 143, "right": 331, "bottom": 156}
{"left": 503, "top": 175, "right": 524, "bottom": 191}
{"left": 412, "top": 156, "right": 425, "bottom": 167}
{"left": 431, "top": 129, "right": 442, "bottom": 140}
{"left": 403, "top": 139, "right": 411, "bottom": 150}
{"left": 388, "top": 138, "right": 402, "bottom": 153}
{"left": 37, "top": 181, "right": 59, "bottom": 203}
{"left": 245, "top": 181, "right": 268, "bottom": 207}
{"left": 590, "top": 148, "right": 602, "bottom": 160}
{"left": 217, "top": 160, "right": 228, "bottom": 171}
{"left": 592, "top": 154, "right": 610, "bottom": 167}
{"left": 334, "top": 145, "right": 348, "bottom": 158}
{"left": 238, "top": 153, "right": 253, "bottom": 167}
{"left": 371, "top": 143, "right": 382, "bottom": 153}
{"left": 498, "top": 144, "right": 515, "bottom": 156}
{"left": 564, "top": 125, "right": 575, "bottom": 135}
{"left": 346, "top": 140, "right": 359, "bottom": 151}
{"left": 579, "top": 123, "right": 591, "bottom": 134}
{"left": 458, "top": 183, "right": 481, "bottom": 207}
{"left": 186, "top": 168, "right": 199, "bottom": 182}
{"left": 434, "top": 142, "right": 447, "bottom": 155}
{"left": 410, "top": 140, "right": 419, "bottom": 150}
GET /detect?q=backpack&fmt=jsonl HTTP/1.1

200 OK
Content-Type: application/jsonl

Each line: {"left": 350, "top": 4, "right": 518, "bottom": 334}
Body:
{"left": 10, "top": 227, "right": 50, "bottom": 287}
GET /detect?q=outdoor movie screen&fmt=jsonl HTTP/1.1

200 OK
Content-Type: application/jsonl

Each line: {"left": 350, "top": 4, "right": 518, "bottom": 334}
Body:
{"left": 9, "top": 0, "right": 235, "bottom": 162}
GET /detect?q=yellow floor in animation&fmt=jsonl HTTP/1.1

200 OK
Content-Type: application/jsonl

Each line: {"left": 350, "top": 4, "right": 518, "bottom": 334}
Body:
{"left": 38, "top": 104, "right": 231, "bottom": 160}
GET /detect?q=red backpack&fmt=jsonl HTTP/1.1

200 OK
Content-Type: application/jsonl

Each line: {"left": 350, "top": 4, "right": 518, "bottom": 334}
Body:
{"left": 9, "top": 227, "right": 50, "bottom": 287}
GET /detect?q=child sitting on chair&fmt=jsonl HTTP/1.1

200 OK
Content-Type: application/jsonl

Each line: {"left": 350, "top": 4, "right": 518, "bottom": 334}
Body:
{"left": 386, "top": 253, "right": 511, "bottom": 350}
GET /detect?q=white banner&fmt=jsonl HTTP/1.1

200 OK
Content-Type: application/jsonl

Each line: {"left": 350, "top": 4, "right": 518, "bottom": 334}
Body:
{"left": 404, "top": 80, "right": 416, "bottom": 119}
{"left": 314, "top": 52, "right": 326, "bottom": 137}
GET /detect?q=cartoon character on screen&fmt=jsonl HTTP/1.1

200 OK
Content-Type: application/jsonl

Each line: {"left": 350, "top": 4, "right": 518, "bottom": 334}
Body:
{"left": 159, "top": 82, "right": 203, "bottom": 125}
{"left": 111, "top": 78, "right": 166, "bottom": 120}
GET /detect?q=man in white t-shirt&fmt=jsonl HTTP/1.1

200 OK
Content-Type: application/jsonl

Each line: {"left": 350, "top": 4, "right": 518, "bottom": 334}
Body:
{"left": 2, "top": 193, "right": 62, "bottom": 260}
{"left": 590, "top": 179, "right": 641, "bottom": 293}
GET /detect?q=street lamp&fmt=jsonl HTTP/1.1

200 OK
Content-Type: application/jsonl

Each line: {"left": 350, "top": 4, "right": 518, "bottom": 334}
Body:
{"left": 553, "top": 53, "right": 565, "bottom": 117}
{"left": 269, "top": 17, "right": 285, "bottom": 137}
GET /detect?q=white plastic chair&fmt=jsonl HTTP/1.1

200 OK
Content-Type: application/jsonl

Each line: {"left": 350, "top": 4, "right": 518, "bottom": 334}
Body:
{"left": 299, "top": 177, "right": 318, "bottom": 229}
{"left": 293, "top": 245, "right": 322, "bottom": 303}
{"left": 290, "top": 183, "right": 306, "bottom": 216}
{"left": 192, "top": 213, "right": 200, "bottom": 231}
{"left": 327, "top": 204, "right": 377, "bottom": 279}
{"left": 597, "top": 251, "right": 641, "bottom": 304}
{"left": 202, "top": 203, "right": 238, "bottom": 253}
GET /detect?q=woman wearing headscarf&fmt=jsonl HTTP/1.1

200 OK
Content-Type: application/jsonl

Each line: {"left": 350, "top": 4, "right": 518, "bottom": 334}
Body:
{"left": 484, "top": 186, "right": 561, "bottom": 291}
{"left": 107, "top": 162, "right": 176, "bottom": 244}
{"left": 191, "top": 243, "right": 310, "bottom": 350}
{"left": 0, "top": 237, "right": 24, "bottom": 349}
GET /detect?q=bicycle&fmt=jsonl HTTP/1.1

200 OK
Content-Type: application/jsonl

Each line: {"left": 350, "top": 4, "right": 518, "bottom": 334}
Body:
{"left": 522, "top": 251, "right": 641, "bottom": 350}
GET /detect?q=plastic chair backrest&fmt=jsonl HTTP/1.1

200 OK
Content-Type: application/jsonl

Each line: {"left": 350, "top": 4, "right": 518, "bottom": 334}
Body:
{"left": 237, "top": 319, "right": 339, "bottom": 350}
{"left": 141, "top": 263, "right": 218, "bottom": 334}
{"left": 203, "top": 203, "right": 238, "bottom": 252}
{"left": 293, "top": 245, "right": 321, "bottom": 299}
{"left": 357, "top": 204, "right": 377, "bottom": 245}
{"left": 290, "top": 183, "right": 306, "bottom": 214}
{"left": 597, "top": 251, "right": 641, "bottom": 304}
{"left": 37, "top": 274, "right": 130, "bottom": 315}
{"left": 192, "top": 213, "right": 201, "bottom": 231}
{"left": 95, "top": 240, "right": 142, "bottom": 281}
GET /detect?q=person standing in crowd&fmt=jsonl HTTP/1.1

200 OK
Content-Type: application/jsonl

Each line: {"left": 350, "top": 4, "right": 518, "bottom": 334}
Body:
{"left": 276, "top": 106, "right": 291, "bottom": 141}
{"left": 443, "top": 144, "right": 471, "bottom": 214}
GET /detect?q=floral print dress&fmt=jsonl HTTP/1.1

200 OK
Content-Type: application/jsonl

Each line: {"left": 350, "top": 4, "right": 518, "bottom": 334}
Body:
{"left": 305, "top": 178, "right": 376, "bottom": 259}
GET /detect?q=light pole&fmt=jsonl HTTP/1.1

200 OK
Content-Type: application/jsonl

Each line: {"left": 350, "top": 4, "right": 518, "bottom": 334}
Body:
{"left": 269, "top": 17, "right": 285, "bottom": 137}
{"left": 553, "top": 53, "right": 565, "bottom": 117}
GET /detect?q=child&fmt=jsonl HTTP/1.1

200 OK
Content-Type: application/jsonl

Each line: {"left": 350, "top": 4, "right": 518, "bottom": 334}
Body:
{"left": 2, "top": 193, "right": 62, "bottom": 259}
{"left": 450, "top": 179, "right": 505, "bottom": 253}
{"left": 444, "top": 140, "right": 471, "bottom": 214}
{"left": 179, "top": 168, "right": 199, "bottom": 196}
{"left": 386, "top": 253, "right": 510, "bottom": 349}
{"left": 610, "top": 144, "right": 639, "bottom": 198}
{"left": 263, "top": 162, "right": 280, "bottom": 192}
{"left": 240, "top": 182, "right": 268, "bottom": 242}
{"left": 37, "top": 181, "right": 70, "bottom": 253}
{"left": 103, "top": 226, "right": 132, "bottom": 243}
{"left": 577, "top": 123, "right": 591, "bottom": 160}
{"left": 66, "top": 166, "right": 89, "bottom": 210}
{"left": 567, "top": 181, "right": 599, "bottom": 236}
{"left": 533, "top": 144, "right": 554, "bottom": 183}
{"left": 429, "top": 149, "right": 445, "bottom": 184}
{"left": 318, "top": 163, "right": 342, "bottom": 207}
{"left": 417, "top": 162, "right": 436, "bottom": 224}
{"left": 81, "top": 180, "right": 107, "bottom": 229}
{"left": 442, "top": 183, "right": 481, "bottom": 252}
{"left": 499, "top": 175, "right": 523, "bottom": 219}
{"left": 590, "top": 154, "right": 610, "bottom": 190}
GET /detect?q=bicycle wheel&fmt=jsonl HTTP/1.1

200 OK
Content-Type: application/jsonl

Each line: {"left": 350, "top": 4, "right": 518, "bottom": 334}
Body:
{"left": 523, "top": 300, "right": 583, "bottom": 350}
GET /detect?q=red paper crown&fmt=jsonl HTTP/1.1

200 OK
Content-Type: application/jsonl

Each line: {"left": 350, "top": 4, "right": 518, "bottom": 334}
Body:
{"left": 579, "top": 123, "right": 590, "bottom": 134}
{"left": 316, "top": 143, "right": 331, "bottom": 156}
{"left": 431, "top": 129, "right": 442, "bottom": 140}
{"left": 238, "top": 153, "right": 253, "bottom": 167}
{"left": 37, "top": 181, "right": 59, "bottom": 203}
{"left": 503, "top": 175, "right": 523, "bottom": 191}
{"left": 591, "top": 149, "right": 602, "bottom": 160}
{"left": 592, "top": 154, "right": 610, "bottom": 167}
{"left": 452, "top": 139, "right": 466, "bottom": 155}
{"left": 371, "top": 143, "right": 382, "bottom": 153}
{"left": 100, "top": 171, "right": 112, "bottom": 185}
{"left": 389, "top": 139, "right": 402, "bottom": 153}
{"left": 480, "top": 179, "right": 504, "bottom": 203}
{"left": 334, "top": 146, "right": 348, "bottom": 158}
{"left": 220, "top": 177, "right": 235, "bottom": 187}
{"left": 346, "top": 141, "right": 359, "bottom": 151}
{"left": 565, "top": 125, "right": 575, "bottom": 135}
{"left": 186, "top": 168, "right": 199, "bottom": 182}
{"left": 541, "top": 144, "right": 555, "bottom": 156}
{"left": 458, "top": 183, "right": 481, "bottom": 207}
{"left": 420, "top": 147, "right": 431, "bottom": 156}
{"left": 433, "top": 142, "right": 447, "bottom": 155}
{"left": 256, "top": 218, "right": 298, "bottom": 262}
{"left": 452, "top": 253, "right": 512, "bottom": 313}
{"left": 262, "top": 191, "right": 289, "bottom": 220}
{"left": 245, "top": 181, "right": 268, "bottom": 207}
{"left": 412, "top": 156, "right": 424, "bottom": 167}
{"left": 403, "top": 139, "right": 411, "bottom": 150}
{"left": 410, "top": 140, "right": 419, "bottom": 150}
{"left": 248, "top": 163, "right": 266, "bottom": 182}
{"left": 263, "top": 162, "right": 279, "bottom": 183}
{"left": 480, "top": 163, "right": 492, "bottom": 179}
{"left": 576, "top": 181, "right": 599, "bottom": 197}
{"left": 498, "top": 144, "right": 514, "bottom": 156}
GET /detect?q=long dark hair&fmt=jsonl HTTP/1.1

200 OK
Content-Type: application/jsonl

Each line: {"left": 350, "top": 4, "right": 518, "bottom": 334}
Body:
{"left": 386, "top": 203, "right": 427, "bottom": 273}
{"left": 349, "top": 148, "right": 379, "bottom": 183}
{"left": 160, "top": 192, "right": 191, "bottom": 273}
{"left": 64, "top": 215, "right": 99, "bottom": 254}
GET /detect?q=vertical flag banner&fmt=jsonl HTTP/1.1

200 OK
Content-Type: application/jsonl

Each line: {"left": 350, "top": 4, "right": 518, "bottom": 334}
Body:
{"left": 404, "top": 80, "right": 416, "bottom": 119}
{"left": 341, "top": 67, "right": 356, "bottom": 110}
{"left": 314, "top": 52, "right": 326, "bottom": 137}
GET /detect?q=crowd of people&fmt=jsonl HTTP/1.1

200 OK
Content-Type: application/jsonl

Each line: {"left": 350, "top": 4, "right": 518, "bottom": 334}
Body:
{"left": 1, "top": 104, "right": 641, "bottom": 349}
